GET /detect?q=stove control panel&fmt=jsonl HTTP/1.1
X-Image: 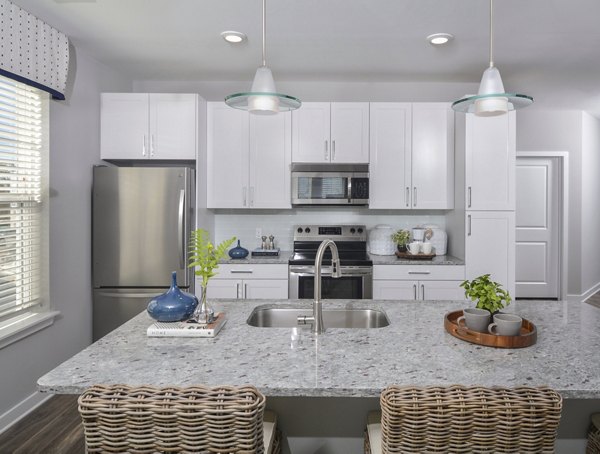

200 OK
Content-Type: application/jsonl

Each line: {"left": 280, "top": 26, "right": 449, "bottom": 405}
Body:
{"left": 293, "top": 225, "right": 367, "bottom": 242}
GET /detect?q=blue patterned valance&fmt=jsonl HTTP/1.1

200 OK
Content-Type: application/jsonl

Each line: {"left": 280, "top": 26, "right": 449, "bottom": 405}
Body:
{"left": 0, "top": 0, "right": 69, "bottom": 100}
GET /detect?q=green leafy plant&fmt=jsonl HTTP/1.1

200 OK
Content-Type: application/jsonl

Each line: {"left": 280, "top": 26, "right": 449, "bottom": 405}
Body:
{"left": 460, "top": 274, "right": 511, "bottom": 314}
{"left": 391, "top": 229, "right": 410, "bottom": 246}
{"left": 188, "top": 229, "right": 236, "bottom": 289}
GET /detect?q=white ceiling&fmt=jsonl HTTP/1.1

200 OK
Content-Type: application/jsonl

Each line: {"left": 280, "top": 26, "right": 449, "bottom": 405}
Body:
{"left": 10, "top": 0, "right": 600, "bottom": 116}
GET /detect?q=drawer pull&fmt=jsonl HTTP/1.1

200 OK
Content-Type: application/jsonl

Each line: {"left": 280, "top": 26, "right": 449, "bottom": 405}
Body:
{"left": 230, "top": 270, "right": 253, "bottom": 274}
{"left": 408, "top": 271, "right": 431, "bottom": 275}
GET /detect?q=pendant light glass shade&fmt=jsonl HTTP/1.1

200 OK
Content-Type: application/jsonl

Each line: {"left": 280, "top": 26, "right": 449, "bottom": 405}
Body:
{"left": 452, "top": 0, "right": 532, "bottom": 115}
{"left": 225, "top": 0, "right": 300, "bottom": 114}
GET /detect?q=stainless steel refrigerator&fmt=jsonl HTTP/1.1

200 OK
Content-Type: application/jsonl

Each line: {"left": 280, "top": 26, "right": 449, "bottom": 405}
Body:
{"left": 92, "top": 166, "right": 195, "bottom": 340}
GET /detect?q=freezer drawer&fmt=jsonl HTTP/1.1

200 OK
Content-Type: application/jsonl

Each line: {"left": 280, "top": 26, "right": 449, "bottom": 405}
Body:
{"left": 93, "top": 288, "right": 164, "bottom": 341}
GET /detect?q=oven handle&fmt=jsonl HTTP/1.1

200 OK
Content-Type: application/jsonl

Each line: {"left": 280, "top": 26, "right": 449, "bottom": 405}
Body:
{"left": 289, "top": 266, "right": 372, "bottom": 276}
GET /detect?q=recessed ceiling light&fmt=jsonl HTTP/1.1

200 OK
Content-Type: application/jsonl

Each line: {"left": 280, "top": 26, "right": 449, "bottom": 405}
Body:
{"left": 427, "top": 33, "right": 454, "bottom": 45}
{"left": 221, "top": 31, "right": 247, "bottom": 44}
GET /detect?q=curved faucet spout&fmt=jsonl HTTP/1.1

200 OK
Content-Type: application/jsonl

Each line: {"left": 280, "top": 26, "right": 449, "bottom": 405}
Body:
{"left": 311, "top": 239, "right": 341, "bottom": 334}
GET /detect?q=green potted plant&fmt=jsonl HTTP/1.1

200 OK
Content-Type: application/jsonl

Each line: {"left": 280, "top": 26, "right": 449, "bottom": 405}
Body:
{"left": 391, "top": 229, "right": 411, "bottom": 252}
{"left": 460, "top": 274, "right": 512, "bottom": 314}
{"left": 188, "top": 229, "right": 236, "bottom": 323}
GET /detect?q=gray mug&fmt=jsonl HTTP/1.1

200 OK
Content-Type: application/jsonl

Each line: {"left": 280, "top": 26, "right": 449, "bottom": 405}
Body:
{"left": 488, "top": 313, "right": 522, "bottom": 336}
{"left": 457, "top": 308, "right": 491, "bottom": 333}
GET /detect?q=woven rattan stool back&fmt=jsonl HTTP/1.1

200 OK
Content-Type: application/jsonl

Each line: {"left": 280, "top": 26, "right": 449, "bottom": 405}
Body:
{"left": 78, "top": 384, "right": 266, "bottom": 453}
{"left": 379, "top": 385, "right": 562, "bottom": 454}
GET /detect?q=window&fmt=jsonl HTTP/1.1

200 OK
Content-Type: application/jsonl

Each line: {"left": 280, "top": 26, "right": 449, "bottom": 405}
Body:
{"left": 0, "top": 74, "right": 53, "bottom": 345}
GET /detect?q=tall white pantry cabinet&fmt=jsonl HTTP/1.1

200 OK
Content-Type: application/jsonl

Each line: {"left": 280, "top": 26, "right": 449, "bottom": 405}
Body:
{"left": 463, "top": 112, "right": 516, "bottom": 298}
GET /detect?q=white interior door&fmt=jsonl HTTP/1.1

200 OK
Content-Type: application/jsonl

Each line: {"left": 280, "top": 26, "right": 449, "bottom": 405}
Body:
{"left": 515, "top": 157, "right": 560, "bottom": 298}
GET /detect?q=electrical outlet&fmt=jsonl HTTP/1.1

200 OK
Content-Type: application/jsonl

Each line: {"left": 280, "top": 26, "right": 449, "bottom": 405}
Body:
{"left": 255, "top": 228, "right": 262, "bottom": 238}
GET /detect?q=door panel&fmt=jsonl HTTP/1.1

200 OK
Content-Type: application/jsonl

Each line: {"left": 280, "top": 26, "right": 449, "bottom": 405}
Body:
{"left": 516, "top": 157, "right": 559, "bottom": 298}
{"left": 373, "top": 280, "right": 418, "bottom": 300}
{"left": 330, "top": 103, "right": 369, "bottom": 163}
{"left": 150, "top": 94, "right": 196, "bottom": 159}
{"left": 291, "top": 103, "right": 331, "bottom": 163}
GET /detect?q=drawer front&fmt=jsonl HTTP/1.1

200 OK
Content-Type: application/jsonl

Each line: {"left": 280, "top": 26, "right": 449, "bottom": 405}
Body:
{"left": 373, "top": 264, "right": 465, "bottom": 281}
{"left": 214, "top": 264, "right": 289, "bottom": 280}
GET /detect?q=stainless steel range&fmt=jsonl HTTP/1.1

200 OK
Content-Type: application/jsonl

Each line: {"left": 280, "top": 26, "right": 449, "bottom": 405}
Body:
{"left": 288, "top": 225, "right": 373, "bottom": 299}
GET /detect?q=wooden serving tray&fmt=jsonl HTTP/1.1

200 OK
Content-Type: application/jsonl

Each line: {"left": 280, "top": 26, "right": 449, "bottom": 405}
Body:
{"left": 395, "top": 251, "right": 436, "bottom": 260}
{"left": 444, "top": 310, "right": 537, "bottom": 348}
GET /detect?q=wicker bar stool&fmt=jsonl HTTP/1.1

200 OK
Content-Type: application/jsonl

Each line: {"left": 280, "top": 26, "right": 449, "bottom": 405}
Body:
{"left": 78, "top": 384, "right": 281, "bottom": 453}
{"left": 588, "top": 413, "right": 600, "bottom": 454}
{"left": 365, "top": 385, "right": 562, "bottom": 454}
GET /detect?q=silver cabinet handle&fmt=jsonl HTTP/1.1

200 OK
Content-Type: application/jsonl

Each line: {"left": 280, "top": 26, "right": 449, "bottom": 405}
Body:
{"left": 468, "top": 214, "right": 472, "bottom": 236}
{"left": 324, "top": 140, "right": 328, "bottom": 161}
{"left": 177, "top": 189, "right": 185, "bottom": 269}
{"left": 244, "top": 283, "right": 248, "bottom": 299}
{"left": 332, "top": 140, "right": 336, "bottom": 161}
{"left": 142, "top": 135, "right": 147, "bottom": 156}
{"left": 236, "top": 283, "right": 241, "bottom": 299}
{"left": 150, "top": 134, "right": 155, "bottom": 157}
{"left": 468, "top": 187, "right": 472, "bottom": 208}
{"left": 421, "top": 284, "right": 425, "bottom": 300}
{"left": 405, "top": 187, "right": 410, "bottom": 207}
{"left": 242, "top": 187, "right": 247, "bottom": 207}
{"left": 408, "top": 271, "right": 431, "bottom": 275}
{"left": 249, "top": 187, "right": 254, "bottom": 207}
{"left": 413, "top": 284, "right": 417, "bottom": 300}
{"left": 413, "top": 187, "right": 417, "bottom": 207}
{"left": 230, "top": 269, "right": 254, "bottom": 274}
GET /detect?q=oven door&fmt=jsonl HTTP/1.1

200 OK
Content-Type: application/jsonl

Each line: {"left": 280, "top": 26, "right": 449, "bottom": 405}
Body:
{"left": 289, "top": 265, "right": 373, "bottom": 299}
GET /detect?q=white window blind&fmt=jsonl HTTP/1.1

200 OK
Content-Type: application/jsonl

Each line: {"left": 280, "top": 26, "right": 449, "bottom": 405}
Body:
{"left": 0, "top": 75, "right": 45, "bottom": 322}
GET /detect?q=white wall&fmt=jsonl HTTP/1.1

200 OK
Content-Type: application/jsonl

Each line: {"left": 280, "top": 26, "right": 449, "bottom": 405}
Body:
{"left": 516, "top": 109, "right": 583, "bottom": 296}
{"left": 0, "top": 45, "right": 131, "bottom": 425}
{"left": 581, "top": 112, "right": 600, "bottom": 295}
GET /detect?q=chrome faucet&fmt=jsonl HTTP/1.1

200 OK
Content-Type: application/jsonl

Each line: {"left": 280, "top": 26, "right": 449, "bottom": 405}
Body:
{"left": 298, "top": 239, "right": 342, "bottom": 334}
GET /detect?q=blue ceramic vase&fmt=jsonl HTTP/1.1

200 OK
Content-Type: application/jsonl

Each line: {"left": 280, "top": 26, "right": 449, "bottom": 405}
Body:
{"left": 228, "top": 239, "right": 249, "bottom": 259}
{"left": 147, "top": 271, "right": 198, "bottom": 322}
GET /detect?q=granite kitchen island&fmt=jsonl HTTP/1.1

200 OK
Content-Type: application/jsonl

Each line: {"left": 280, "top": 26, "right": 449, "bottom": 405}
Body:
{"left": 38, "top": 299, "right": 600, "bottom": 398}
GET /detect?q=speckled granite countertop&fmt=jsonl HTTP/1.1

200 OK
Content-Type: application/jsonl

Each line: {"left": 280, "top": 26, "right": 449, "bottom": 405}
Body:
{"left": 219, "top": 251, "right": 292, "bottom": 264}
{"left": 38, "top": 299, "right": 600, "bottom": 399}
{"left": 369, "top": 254, "right": 464, "bottom": 265}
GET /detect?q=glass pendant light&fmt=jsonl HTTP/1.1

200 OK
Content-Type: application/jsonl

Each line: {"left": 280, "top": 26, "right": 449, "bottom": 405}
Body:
{"left": 452, "top": 0, "right": 533, "bottom": 116}
{"left": 225, "top": 0, "right": 301, "bottom": 115}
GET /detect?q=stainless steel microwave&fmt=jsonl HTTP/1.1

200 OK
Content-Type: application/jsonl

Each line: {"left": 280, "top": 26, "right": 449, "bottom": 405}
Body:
{"left": 291, "top": 164, "right": 369, "bottom": 205}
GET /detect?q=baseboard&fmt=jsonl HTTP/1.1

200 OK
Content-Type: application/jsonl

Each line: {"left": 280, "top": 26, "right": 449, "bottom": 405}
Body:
{"left": 0, "top": 391, "right": 52, "bottom": 435}
{"left": 555, "top": 438, "right": 588, "bottom": 453}
{"left": 581, "top": 281, "right": 600, "bottom": 303}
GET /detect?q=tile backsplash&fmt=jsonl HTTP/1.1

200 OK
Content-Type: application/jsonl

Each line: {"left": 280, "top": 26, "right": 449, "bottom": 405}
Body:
{"left": 212, "top": 207, "right": 447, "bottom": 251}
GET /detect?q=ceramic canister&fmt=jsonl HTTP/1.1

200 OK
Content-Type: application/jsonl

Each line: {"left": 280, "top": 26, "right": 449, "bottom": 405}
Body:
{"left": 368, "top": 225, "right": 395, "bottom": 255}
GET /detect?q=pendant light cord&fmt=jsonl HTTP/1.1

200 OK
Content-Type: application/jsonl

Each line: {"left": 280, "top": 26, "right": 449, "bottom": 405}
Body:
{"left": 489, "top": 0, "right": 494, "bottom": 68}
{"left": 262, "top": 0, "right": 267, "bottom": 67}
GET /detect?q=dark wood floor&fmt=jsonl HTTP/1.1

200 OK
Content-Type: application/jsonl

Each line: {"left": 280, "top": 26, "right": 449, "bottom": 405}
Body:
{"left": 0, "top": 395, "right": 84, "bottom": 454}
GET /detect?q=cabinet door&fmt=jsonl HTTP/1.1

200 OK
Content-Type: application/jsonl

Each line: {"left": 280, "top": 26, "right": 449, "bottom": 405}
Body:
{"left": 243, "top": 280, "right": 289, "bottom": 299}
{"left": 330, "top": 102, "right": 370, "bottom": 163}
{"left": 465, "top": 112, "right": 516, "bottom": 210}
{"left": 207, "top": 102, "right": 249, "bottom": 208}
{"left": 420, "top": 281, "right": 465, "bottom": 301}
{"left": 204, "top": 279, "right": 241, "bottom": 299}
{"left": 369, "top": 103, "right": 412, "bottom": 209}
{"left": 373, "top": 280, "right": 418, "bottom": 300}
{"left": 101, "top": 93, "right": 149, "bottom": 160}
{"left": 149, "top": 94, "right": 197, "bottom": 160}
{"left": 412, "top": 103, "right": 454, "bottom": 209}
{"left": 249, "top": 112, "right": 292, "bottom": 208}
{"left": 465, "top": 211, "right": 516, "bottom": 297}
{"left": 291, "top": 102, "right": 331, "bottom": 163}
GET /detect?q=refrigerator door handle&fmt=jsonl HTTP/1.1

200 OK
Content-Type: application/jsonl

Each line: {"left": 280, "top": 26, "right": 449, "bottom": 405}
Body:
{"left": 178, "top": 189, "right": 185, "bottom": 269}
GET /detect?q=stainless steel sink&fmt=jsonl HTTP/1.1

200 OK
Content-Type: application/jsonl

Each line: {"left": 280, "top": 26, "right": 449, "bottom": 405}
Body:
{"left": 247, "top": 306, "right": 390, "bottom": 329}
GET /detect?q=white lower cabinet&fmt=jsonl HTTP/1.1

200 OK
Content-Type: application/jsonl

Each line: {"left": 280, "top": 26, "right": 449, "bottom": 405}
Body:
{"left": 373, "top": 265, "right": 465, "bottom": 301}
{"left": 201, "top": 264, "right": 288, "bottom": 300}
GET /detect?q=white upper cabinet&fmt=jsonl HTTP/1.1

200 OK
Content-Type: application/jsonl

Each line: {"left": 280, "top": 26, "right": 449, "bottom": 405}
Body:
{"left": 369, "top": 103, "right": 412, "bottom": 209}
{"left": 101, "top": 93, "right": 197, "bottom": 160}
{"left": 207, "top": 102, "right": 291, "bottom": 209}
{"left": 465, "top": 111, "right": 516, "bottom": 211}
{"left": 411, "top": 103, "right": 454, "bottom": 209}
{"left": 292, "top": 102, "right": 369, "bottom": 163}
{"left": 369, "top": 102, "right": 454, "bottom": 209}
